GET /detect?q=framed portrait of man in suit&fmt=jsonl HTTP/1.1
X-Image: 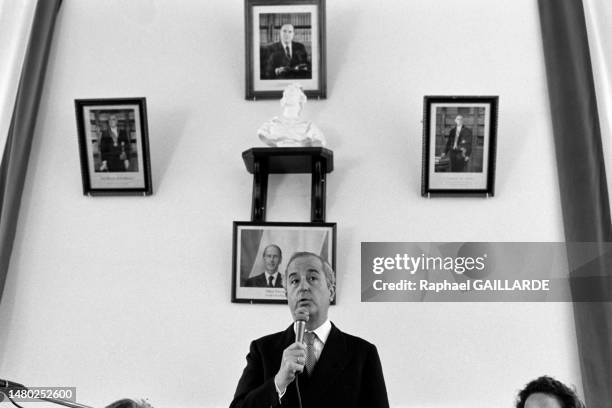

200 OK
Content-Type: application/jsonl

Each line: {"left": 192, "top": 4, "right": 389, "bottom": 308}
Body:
{"left": 244, "top": 0, "right": 326, "bottom": 100}
{"left": 75, "top": 98, "right": 153, "bottom": 196}
{"left": 232, "top": 221, "right": 336, "bottom": 304}
{"left": 421, "top": 96, "right": 499, "bottom": 197}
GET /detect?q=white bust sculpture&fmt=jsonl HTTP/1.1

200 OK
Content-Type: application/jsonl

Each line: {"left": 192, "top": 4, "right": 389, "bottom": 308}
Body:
{"left": 257, "top": 83, "right": 326, "bottom": 147}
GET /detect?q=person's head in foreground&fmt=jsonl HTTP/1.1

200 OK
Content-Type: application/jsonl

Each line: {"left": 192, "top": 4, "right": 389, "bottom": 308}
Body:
{"left": 516, "top": 376, "right": 585, "bottom": 408}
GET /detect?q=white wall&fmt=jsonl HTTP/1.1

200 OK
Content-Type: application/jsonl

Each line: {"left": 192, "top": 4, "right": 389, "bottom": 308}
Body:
{"left": 0, "top": 1, "right": 582, "bottom": 407}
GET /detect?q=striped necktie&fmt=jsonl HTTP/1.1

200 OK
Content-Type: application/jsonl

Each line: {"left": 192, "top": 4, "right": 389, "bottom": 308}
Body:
{"left": 304, "top": 331, "right": 317, "bottom": 375}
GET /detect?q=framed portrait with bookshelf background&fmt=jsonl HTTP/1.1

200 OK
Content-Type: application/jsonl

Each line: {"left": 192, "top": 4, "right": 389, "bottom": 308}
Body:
{"left": 74, "top": 97, "right": 153, "bottom": 196}
{"left": 245, "top": 0, "right": 326, "bottom": 100}
{"left": 421, "top": 96, "right": 499, "bottom": 197}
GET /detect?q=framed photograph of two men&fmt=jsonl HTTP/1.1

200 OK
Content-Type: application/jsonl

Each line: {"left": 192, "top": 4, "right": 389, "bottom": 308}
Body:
{"left": 74, "top": 98, "right": 153, "bottom": 196}
{"left": 421, "top": 96, "right": 499, "bottom": 197}
{"left": 232, "top": 221, "right": 336, "bottom": 304}
{"left": 244, "top": 0, "right": 326, "bottom": 100}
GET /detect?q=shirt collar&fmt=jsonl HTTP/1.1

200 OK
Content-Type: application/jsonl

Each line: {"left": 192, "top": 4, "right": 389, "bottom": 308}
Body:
{"left": 294, "top": 318, "right": 332, "bottom": 344}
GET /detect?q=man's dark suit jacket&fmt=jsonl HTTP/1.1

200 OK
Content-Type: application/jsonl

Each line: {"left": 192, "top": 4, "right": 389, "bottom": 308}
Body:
{"left": 443, "top": 126, "right": 473, "bottom": 172}
{"left": 244, "top": 273, "right": 283, "bottom": 288}
{"left": 99, "top": 128, "right": 130, "bottom": 172}
{"left": 263, "top": 41, "right": 311, "bottom": 79}
{"left": 444, "top": 126, "right": 472, "bottom": 156}
{"left": 230, "top": 323, "right": 389, "bottom": 408}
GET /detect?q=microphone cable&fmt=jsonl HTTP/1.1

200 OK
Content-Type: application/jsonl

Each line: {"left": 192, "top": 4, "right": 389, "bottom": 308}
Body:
{"left": 295, "top": 374, "right": 303, "bottom": 408}
{"left": 6, "top": 395, "right": 26, "bottom": 408}
{"left": 0, "top": 380, "right": 26, "bottom": 408}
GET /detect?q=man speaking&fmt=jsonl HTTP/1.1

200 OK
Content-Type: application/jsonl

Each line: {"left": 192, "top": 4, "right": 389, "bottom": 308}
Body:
{"left": 230, "top": 252, "right": 389, "bottom": 408}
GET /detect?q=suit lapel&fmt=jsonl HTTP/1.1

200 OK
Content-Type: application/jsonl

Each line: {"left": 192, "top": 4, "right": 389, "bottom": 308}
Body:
{"left": 305, "top": 323, "right": 349, "bottom": 401}
{"left": 276, "top": 325, "right": 301, "bottom": 406}
{"left": 280, "top": 324, "right": 295, "bottom": 347}
{"left": 272, "top": 325, "right": 295, "bottom": 372}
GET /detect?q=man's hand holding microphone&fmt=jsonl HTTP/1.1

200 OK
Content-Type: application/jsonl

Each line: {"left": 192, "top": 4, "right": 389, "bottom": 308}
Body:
{"left": 274, "top": 308, "right": 309, "bottom": 393}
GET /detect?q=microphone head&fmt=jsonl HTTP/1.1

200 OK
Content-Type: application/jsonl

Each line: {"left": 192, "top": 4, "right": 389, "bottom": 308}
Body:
{"left": 294, "top": 307, "right": 310, "bottom": 323}
{"left": 294, "top": 307, "right": 309, "bottom": 344}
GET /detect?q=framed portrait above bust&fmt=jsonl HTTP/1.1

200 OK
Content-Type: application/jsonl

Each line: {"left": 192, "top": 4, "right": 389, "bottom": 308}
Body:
{"left": 421, "top": 96, "right": 499, "bottom": 197}
{"left": 244, "top": 0, "right": 326, "bottom": 100}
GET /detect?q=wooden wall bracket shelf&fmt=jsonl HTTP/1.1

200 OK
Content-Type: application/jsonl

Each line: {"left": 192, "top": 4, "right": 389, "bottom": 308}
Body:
{"left": 242, "top": 147, "right": 334, "bottom": 223}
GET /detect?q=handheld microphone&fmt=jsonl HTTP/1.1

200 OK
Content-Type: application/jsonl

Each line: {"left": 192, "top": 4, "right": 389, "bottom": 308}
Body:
{"left": 294, "top": 309, "right": 309, "bottom": 408}
{"left": 294, "top": 309, "right": 309, "bottom": 344}
{"left": 295, "top": 320, "right": 306, "bottom": 344}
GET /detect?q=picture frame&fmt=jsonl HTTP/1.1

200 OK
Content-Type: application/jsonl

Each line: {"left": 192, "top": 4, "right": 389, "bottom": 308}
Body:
{"left": 421, "top": 95, "right": 499, "bottom": 197}
{"left": 244, "top": 0, "right": 326, "bottom": 100}
{"left": 74, "top": 98, "right": 153, "bottom": 196}
{"left": 232, "top": 221, "right": 336, "bottom": 304}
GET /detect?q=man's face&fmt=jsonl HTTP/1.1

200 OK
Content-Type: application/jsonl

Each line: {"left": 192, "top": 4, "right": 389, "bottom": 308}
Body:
{"left": 109, "top": 115, "right": 118, "bottom": 127}
{"left": 263, "top": 246, "right": 281, "bottom": 273}
{"left": 286, "top": 255, "right": 334, "bottom": 326}
{"left": 280, "top": 24, "right": 294, "bottom": 44}
{"left": 524, "top": 393, "right": 562, "bottom": 408}
{"left": 455, "top": 115, "right": 464, "bottom": 126}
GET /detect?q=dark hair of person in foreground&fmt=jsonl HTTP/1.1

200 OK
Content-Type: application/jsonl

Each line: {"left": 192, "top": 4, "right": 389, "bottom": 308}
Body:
{"left": 516, "top": 376, "right": 585, "bottom": 408}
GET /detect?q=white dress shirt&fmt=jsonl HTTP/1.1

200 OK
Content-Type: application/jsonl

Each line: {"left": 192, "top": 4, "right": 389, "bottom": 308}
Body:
{"left": 110, "top": 126, "right": 119, "bottom": 144}
{"left": 282, "top": 42, "right": 292, "bottom": 58}
{"left": 299, "top": 318, "right": 331, "bottom": 362}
